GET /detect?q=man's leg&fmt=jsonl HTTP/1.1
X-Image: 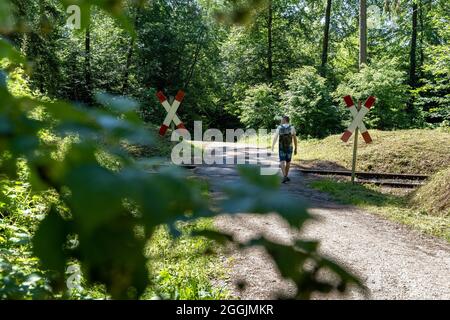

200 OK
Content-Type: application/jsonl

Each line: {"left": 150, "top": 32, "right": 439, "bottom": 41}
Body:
{"left": 280, "top": 161, "right": 286, "bottom": 177}
{"left": 285, "top": 161, "right": 291, "bottom": 177}
{"left": 284, "top": 148, "right": 292, "bottom": 180}
{"left": 280, "top": 161, "right": 289, "bottom": 183}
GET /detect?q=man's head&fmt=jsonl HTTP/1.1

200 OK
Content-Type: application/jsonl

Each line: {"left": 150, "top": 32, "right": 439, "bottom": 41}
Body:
{"left": 281, "top": 115, "right": 290, "bottom": 124}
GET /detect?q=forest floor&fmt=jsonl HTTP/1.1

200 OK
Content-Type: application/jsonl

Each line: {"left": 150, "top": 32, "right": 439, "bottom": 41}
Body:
{"left": 193, "top": 142, "right": 450, "bottom": 300}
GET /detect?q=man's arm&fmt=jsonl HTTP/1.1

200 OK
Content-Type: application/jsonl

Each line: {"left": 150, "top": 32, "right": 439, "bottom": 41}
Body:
{"left": 293, "top": 135, "right": 298, "bottom": 155}
{"left": 271, "top": 131, "right": 279, "bottom": 151}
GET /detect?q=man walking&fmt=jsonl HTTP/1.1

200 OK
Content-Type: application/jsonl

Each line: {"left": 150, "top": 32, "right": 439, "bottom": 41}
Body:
{"left": 271, "top": 116, "right": 297, "bottom": 183}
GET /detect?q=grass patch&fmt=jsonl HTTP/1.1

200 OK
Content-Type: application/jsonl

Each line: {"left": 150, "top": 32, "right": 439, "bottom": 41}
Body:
{"left": 412, "top": 167, "right": 450, "bottom": 217}
{"left": 296, "top": 129, "right": 450, "bottom": 174}
{"left": 310, "top": 179, "right": 450, "bottom": 242}
{"left": 143, "top": 219, "right": 230, "bottom": 300}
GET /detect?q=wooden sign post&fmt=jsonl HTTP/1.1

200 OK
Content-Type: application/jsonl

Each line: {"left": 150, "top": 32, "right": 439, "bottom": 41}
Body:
{"left": 341, "top": 95, "right": 376, "bottom": 183}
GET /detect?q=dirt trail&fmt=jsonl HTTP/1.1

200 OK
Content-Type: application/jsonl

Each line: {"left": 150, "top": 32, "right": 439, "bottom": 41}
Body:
{"left": 193, "top": 142, "right": 450, "bottom": 300}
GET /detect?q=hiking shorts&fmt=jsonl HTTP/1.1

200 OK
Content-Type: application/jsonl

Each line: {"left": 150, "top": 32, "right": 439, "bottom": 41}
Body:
{"left": 279, "top": 147, "right": 293, "bottom": 162}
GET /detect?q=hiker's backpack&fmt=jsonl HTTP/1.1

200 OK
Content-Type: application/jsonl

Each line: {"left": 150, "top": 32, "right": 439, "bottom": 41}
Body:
{"left": 279, "top": 125, "right": 292, "bottom": 152}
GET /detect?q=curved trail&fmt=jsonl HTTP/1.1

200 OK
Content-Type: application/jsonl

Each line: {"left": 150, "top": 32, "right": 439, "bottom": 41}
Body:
{"left": 193, "top": 142, "right": 450, "bottom": 300}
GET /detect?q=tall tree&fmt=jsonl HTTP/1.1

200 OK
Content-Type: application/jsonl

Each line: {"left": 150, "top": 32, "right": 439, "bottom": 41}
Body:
{"left": 85, "top": 22, "right": 92, "bottom": 101}
{"left": 359, "top": 0, "right": 367, "bottom": 68}
{"left": 121, "top": 6, "right": 139, "bottom": 95}
{"left": 418, "top": 0, "right": 424, "bottom": 76}
{"left": 409, "top": 0, "right": 418, "bottom": 88}
{"left": 267, "top": 0, "right": 273, "bottom": 83}
{"left": 320, "top": 0, "right": 332, "bottom": 76}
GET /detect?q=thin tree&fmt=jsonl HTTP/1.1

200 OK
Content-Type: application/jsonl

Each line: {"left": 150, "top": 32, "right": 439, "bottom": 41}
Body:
{"left": 84, "top": 17, "right": 92, "bottom": 101}
{"left": 320, "top": 0, "right": 332, "bottom": 77}
{"left": 359, "top": 0, "right": 367, "bottom": 68}
{"left": 409, "top": 0, "right": 418, "bottom": 89}
{"left": 267, "top": 0, "right": 273, "bottom": 83}
{"left": 122, "top": 7, "right": 140, "bottom": 95}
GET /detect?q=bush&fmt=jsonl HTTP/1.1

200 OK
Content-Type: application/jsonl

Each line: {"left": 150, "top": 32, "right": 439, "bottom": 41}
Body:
{"left": 412, "top": 167, "right": 450, "bottom": 217}
{"left": 281, "top": 66, "right": 342, "bottom": 138}
{"left": 238, "top": 84, "right": 279, "bottom": 129}
{"left": 334, "top": 59, "right": 413, "bottom": 129}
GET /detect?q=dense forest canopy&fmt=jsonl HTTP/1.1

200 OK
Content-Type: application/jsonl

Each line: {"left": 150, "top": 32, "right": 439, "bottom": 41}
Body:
{"left": 2, "top": 0, "right": 449, "bottom": 137}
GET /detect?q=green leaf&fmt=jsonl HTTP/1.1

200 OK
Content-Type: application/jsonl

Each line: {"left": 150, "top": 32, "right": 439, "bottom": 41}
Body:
{"left": 0, "top": 1, "right": 15, "bottom": 33}
{"left": 249, "top": 237, "right": 364, "bottom": 299}
{"left": 318, "top": 257, "right": 365, "bottom": 293}
{"left": 220, "top": 181, "right": 312, "bottom": 228}
{"left": 220, "top": 170, "right": 310, "bottom": 228}
{"left": 65, "top": 165, "right": 125, "bottom": 232}
{"left": 236, "top": 165, "right": 279, "bottom": 189}
{"left": 32, "top": 209, "right": 69, "bottom": 279}
{"left": 0, "top": 39, "right": 25, "bottom": 65}
{"left": 0, "top": 71, "right": 6, "bottom": 88}
{"left": 130, "top": 172, "right": 212, "bottom": 229}
{"left": 250, "top": 238, "right": 308, "bottom": 282}
{"left": 77, "top": 216, "right": 148, "bottom": 299}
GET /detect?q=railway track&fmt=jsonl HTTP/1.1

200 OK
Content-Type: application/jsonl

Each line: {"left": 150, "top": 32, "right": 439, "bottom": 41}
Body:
{"left": 146, "top": 160, "right": 429, "bottom": 188}
{"left": 297, "top": 168, "right": 429, "bottom": 188}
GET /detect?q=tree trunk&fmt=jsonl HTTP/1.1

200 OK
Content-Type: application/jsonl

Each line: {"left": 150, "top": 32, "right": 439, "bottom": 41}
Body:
{"left": 320, "top": 0, "right": 332, "bottom": 77}
{"left": 121, "top": 7, "right": 140, "bottom": 95}
{"left": 407, "top": 0, "right": 419, "bottom": 113}
{"left": 122, "top": 37, "right": 135, "bottom": 95}
{"left": 418, "top": 0, "right": 424, "bottom": 80}
{"left": 85, "top": 23, "right": 92, "bottom": 101}
{"left": 359, "top": 0, "right": 367, "bottom": 69}
{"left": 267, "top": 0, "right": 273, "bottom": 83}
{"left": 184, "top": 33, "right": 203, "bottom": 90}
{"left": 410, "top": 0, "right": 418, "bottom": 88}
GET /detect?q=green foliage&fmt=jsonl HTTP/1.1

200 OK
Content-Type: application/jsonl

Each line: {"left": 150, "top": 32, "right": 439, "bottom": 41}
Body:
{"left": 0, "top": 221, "right": 53, "bottom": 299}
{"left": 282, "top": 66, "right": 342, "bottom": 138}
{"left": 0, "top": 1, "right": 15, "bottom": 34}
{"left": 414, "top": 2, "right": 450, "bottom": 124}
{"left": 237, "top": 84, "right": 278, "bottom": 129}
{"left": 0, "top": 177, "right": 58, "bottom": 299}
{"left": 0, "top": 40, "right": 25, "bottom": 67}
{"left": 334, "top": 59, "right": 413, "bottom": 129}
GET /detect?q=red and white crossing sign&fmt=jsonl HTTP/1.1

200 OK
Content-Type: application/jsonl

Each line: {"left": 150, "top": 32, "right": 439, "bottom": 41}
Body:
{"left": 156, "top": 90, "right": 186, "bottom": 136}
{"left": 341, "top": 95, "right": 376, "bottom": 144}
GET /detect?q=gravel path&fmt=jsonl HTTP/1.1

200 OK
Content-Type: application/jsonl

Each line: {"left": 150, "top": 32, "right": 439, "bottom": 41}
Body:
{"left": 194, "top": 143, "right": 450, "bottom": 300}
